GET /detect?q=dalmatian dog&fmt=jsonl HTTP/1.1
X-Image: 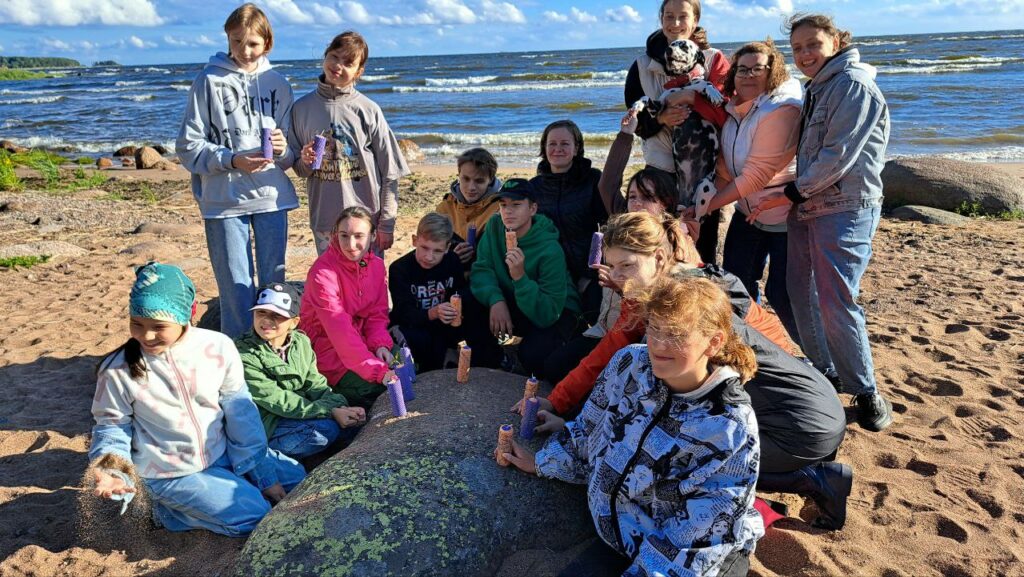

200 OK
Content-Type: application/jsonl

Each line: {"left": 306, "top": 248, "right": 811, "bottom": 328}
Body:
{"left": 631, "top": 39, "right": 724, "bottom": 215}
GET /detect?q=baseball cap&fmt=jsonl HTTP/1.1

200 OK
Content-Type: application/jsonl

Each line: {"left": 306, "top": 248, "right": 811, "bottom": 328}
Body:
{"left": 251, "top": 282, "right": 301, "bottom": 318}
{"left": 496, "top": 178, "right": 536, "bottom": 201}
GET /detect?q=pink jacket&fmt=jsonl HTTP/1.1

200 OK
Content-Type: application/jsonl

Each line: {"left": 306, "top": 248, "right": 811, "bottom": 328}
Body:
{"left": 299, "top": 244, "right": 393, "bottom": 385}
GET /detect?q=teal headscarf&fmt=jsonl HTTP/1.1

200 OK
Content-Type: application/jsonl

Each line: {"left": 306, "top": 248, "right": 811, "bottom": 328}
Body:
{"left": 129, "top": 262, "right": 196, "bottom": 325}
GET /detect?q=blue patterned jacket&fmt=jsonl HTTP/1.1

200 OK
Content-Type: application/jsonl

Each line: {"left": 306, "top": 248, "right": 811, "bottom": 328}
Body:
{"left": 535, "top": 345, "right": 764, "bottom": 577}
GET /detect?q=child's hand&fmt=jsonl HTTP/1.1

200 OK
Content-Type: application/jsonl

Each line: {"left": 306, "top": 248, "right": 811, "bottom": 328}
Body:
{"left": 504, "top": 247, "right": 526, "bottom": 281}
{"left": 262, "top": 482, "right": 286, "bottom": 504}
{"left": 509, "top": 395, "right": 554, "bottom": 415}
{"left": 375, "top": 347, "right": 395, "bottom": 366}
{"left": 92, "top": 469, "right": 136, "bottom": 500}
{"left": 489, "top": 301, "right": 514, "bottom": 338}
{"left": 497, "top": 440, "right": 537, "bottom": 474}
{"left": 679, "top": 214, "right": 701, "bottom": 243}
{"left": 232, "top": 154, "right": 273, "bottom": 173}
{"left": 453, "top": 242, "right": 475, "bottom": 264}
{"left": 432, "top": 302, "right": 458, "bottom": 325}
{"left": 534, "top": 410, "right": 567, "bottom": 434}
{"left": 746, "top": 195, "right": 791, "bottom": 224}
{"left": 621, "top": 110, "right": 639, "bottom": 135}
{"left": 593, "top": 263, "right": 621, "bottom": 293}
{"left": 376, "top": 231, "right": 394, "bottom": 253}
{"left": 270, "top": 128, "right": 287, "bottom": 156}
{"left": 301, "top": 141, "right": 316, "bottom": 166}
{"left": 380, "top": 368, "right": 398, "bottom": 385}
{"left": 332, "top": 406, "right": 367, "bottom": 428}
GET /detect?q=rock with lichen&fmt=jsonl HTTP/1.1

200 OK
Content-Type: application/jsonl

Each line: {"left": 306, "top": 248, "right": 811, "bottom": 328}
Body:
{"left": 236, "top": 368, "right": 593, "bottom": 577}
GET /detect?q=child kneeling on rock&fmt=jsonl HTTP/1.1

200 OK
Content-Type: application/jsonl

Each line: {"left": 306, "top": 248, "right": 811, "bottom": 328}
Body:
{"left": 235, "top": 282, "right": 366, "bottom": 460}
{"left": 89, "top": 263, "right": 305, "bottom": 537}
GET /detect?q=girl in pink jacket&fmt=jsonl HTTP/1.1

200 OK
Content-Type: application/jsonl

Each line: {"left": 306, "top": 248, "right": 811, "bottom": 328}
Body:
{"left": 299, "top": 206, "right": 396, "bottom": 409}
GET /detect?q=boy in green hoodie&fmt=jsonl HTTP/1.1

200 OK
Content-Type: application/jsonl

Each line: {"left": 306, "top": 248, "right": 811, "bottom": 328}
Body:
{"left": 235, "top": 282, "right": 366, "bottom": 460}
{"left": 469, "top": 178, "right": 583, "bottom": 378}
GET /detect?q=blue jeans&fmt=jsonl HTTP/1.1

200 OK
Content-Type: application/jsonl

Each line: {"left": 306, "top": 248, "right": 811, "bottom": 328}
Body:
{"left": 269, "top": 417, "right": 360, "bottom": 459}
{"left": 145, "top": 450, "right": 305, "bottom": 537}
{"left": 786, "top": 206, "right": 881, "bottom": 395}
{"left": 722, "top": 215, "right": 800, "bottom": 348}
{"left": 204, "top": 210, "right": 289, "bottom": 338}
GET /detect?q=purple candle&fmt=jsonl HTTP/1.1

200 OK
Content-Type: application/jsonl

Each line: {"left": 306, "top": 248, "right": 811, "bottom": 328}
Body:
{"left": 588, "top": 231, "right": 604, "bottom": 268}
{"left": 401, "top": 346, "right": 416, "bottom": 383}
{"left": 311, "top": 134, "right": 327, "bottom": 169}
{"left": 261, "top": 127, "right": 274, "bottom": 160}
{"left": 520, "top": 396, "right": 540, "bottom": 440}
{"left": 466, "top": 224, "right": 477, "bottom": 247}
{"left": 386, "top": 376, "right": 406, "bottom": 417}
{"left": 398, "top": 362, "right": 415, "bottom": 403}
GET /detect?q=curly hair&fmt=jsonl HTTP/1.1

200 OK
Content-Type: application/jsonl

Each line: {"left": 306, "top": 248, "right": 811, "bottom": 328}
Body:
{"left": 722, "top": 38, "right": 791, "bottom": 98}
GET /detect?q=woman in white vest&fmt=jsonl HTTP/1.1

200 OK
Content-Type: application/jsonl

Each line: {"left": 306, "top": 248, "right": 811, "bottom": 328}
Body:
{"left": 623, "top": 0, "right": 730, "bottom": 265}
{"left": 703, "top": 39, "right": 803, "bottom": 347}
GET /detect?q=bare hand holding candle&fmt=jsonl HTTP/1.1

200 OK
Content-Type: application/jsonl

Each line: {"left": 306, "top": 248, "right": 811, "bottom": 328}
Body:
{"left": 520, "top": 396, "right": 540, "bottom": 440}
{"left": 505, "top": 230, "right": 517, "bottom": 252}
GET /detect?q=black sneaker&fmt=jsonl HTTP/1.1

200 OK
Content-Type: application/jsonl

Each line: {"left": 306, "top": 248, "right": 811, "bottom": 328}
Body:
{"left": 853, "top": 392, "right": 893, "bottom": 432}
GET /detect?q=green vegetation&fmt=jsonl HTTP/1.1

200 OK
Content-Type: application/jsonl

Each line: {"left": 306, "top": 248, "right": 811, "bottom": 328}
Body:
{"left": 954, "top": 200, "right": 1024, "bottom": 220}
{"left": 19, "top": 150, "right": 61, "bottom": 188}
{"left": 0, "top": 255, "right": 51, "bottom": 269}
{"left": 75, "top": 156, "right": 93, "bottom": 165}
{"left": 0, "top": 150, "right": 110, "bottom": 192}
{"left": 0, "top": 68, "right": 48, "bottom": 81}
{"left": 0, "top": 56, "right": 80, "bottom": 68}
{"left": 93, "top": 60, "right": 121, "bottom": 67}
{"left": 0, "top": 152, "right": 21, "bottom": 191}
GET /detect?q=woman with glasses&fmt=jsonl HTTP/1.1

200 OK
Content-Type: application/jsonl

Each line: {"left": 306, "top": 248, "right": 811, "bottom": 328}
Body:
{"left": 623, "top": 0, "right": 730, "bottom": 264}
{"left": 701, "top": 39, "right": 803, "bottom": 348}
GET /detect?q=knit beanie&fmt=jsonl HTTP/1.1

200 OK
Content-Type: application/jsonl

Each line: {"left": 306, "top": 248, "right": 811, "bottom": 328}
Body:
{"left": 129, "top": 262, "right": 196, "bottom": 326}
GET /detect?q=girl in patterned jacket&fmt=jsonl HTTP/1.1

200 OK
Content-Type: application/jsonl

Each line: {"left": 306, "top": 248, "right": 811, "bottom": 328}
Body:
{"left": 501, "top": 276, "right": 763, "bottom": 577}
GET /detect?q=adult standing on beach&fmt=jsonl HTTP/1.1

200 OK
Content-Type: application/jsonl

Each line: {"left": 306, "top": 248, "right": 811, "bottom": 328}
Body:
{"left": 530, "top": 119, "right": 607, "bottom": 326}
{"left": 703, "top": 39, "right": 803, "bottom": 346}
{"left": 624, "top": 0, "right": 729, "bottom": 264}
{"left": 765, "top": 14, "right": 893, "bottom": 431}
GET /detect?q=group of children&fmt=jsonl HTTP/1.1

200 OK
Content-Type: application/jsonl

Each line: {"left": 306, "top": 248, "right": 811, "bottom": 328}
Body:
{"left": 88, "top": 3, "right": 890, "bottom": 575}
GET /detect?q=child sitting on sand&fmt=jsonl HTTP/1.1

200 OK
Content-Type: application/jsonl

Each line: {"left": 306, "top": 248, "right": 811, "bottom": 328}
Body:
{"left": 89, "top": 263, "right": 305, "bottom": 536}
{"left": 469, "top": 178, "right": 582, "bottom": 376}
{"left": 435, "top": 147, "right": 503, "bottom": 268}
{"left": 235, "top": 282, "right": 366, "bottom": 460}
{"left": 299, "top": 207, "right": 397, "bottom": 409}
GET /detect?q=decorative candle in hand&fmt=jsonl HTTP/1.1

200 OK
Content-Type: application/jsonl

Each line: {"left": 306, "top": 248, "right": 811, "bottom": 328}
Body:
{"left": 496, "top": 424, "right": 514, "bottom": 466}
{"left": 457, "top": 345, "right": 471, "bottom": 383}
{"left": 588, "top": 231, "right": 604, "bottom": 268}
{"left": 386, "top": 376, "right": 406, "bottom": 418}
{"left": 466, "top": 224, "right": 477, "bottom": 247}
{"left": 450, "top": 293, "right": 463, "bottom": 327}
{"left": 311, "top": 134, "right": 327, "bottom": 169}
{"left": 505, "top": 230, "right": 517, "bottom": 251}
{"left": 261, "top": 128, "right": 274, "bottom": 160}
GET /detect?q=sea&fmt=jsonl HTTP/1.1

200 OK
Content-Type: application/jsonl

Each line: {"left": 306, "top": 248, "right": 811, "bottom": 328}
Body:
{"left": 2, "top": 29, "right": 1023, "bottom": 166}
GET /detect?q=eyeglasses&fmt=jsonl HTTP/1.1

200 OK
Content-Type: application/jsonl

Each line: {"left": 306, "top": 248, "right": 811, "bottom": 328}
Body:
{"left": 735, "top": 65, "right": 770, "bottom": 78}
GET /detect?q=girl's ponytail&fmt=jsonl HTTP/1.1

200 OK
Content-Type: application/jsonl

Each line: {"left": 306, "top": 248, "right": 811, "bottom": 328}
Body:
{"left": 710, "top": 333, "right": 757, "bottom": 383}
{"left": 660, "top": 213, "right": 700, "bottom": 266}
{"left": 691, "top": 26, "right": 711, "bottom": 50}
{"left": 96, "top": 338, "right": 147, "bottom": 381}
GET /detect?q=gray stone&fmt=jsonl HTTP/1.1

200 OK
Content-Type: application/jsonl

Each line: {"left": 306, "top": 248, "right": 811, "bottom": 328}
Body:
{"left": 0, "top": 241, "right": 86, "bottom": 259}
{"left": 882, "top": 157, "right": 1024, "bottom": 213}
{"left": 132, "top": 222, "right": 204, "bottom": 236}
{"left": 236, "top": 368, "right": 593, "bottom": 577}
{"left": 118, "top": 241, "right": 181, "bottom": 261}
{"left": 113, "top": 146, "right": 137, "bottom": 157}
{"left": 890, "top": 205, "right": 970, "bottom": 226}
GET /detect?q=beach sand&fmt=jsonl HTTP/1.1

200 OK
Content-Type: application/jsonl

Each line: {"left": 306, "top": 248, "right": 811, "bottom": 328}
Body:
{"left": 1, "top": 161, "right": 1022, "bottom": 576}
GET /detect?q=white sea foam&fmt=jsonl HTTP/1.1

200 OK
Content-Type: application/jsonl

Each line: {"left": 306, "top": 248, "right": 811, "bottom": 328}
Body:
{"left": 937, "top": 33, "right": 1024, "bottom": 41}
{"left": 122, "top": 94, "right": 156, "bottom": 102}
{"left": 169, "top": 84, "right": 191, "bottom": 91}
{"left": 2, "top": 119, "right": 25, "bottom": 129}
{"left": 394, "top": 79, "right": 622, "bottom": 93}
{"left": 0, "top": 88, "right": 41, "bottom": 95}
{"left": 894, "top": 146, "right": 1024, "bottom": 163}
{"left": 361, "top": 74, "right": 400, "bottom": 82}
{"left": 2, "top": 136, "right": 177, "bottom": 154}
{"left": 115, "top": 80, "right": 145, "bottom": 87}
{"left": 95, "top": 72, "right": 117, "bottom": 76}
{"left": 878, "top": 62, "right": 1006, "bottom": 74}
{"left": 424, "top": 75, "right": 498, "bottom": 87}
{"left": 858, "top": 39, "right": 909, "bottom": 47}
{"left": 400, "top": 130, "right": 620, "bottom": 146}
{"left": 0, "top": 95, "right": 65, "bottom": 105}
{"left": 145, "top": 67, "right": 170, "bottom": 74}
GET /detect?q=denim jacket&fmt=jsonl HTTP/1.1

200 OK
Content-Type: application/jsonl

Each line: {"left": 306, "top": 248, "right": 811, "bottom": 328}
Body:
{"left": 790, "top": 47, "right": 889, "bottom": 221}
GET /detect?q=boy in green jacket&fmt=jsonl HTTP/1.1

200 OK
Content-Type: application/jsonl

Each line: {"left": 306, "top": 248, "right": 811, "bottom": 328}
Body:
{"left": 236, "top": 283, "right": 366, "bottom": 459}
{"left": 469, "top": 178, "right": 583, "bottom": 378}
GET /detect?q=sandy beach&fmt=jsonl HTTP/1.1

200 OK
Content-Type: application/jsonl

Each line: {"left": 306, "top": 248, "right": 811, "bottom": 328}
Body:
{"left": 1, "top": 160, "right": 1023, "bottom": 577}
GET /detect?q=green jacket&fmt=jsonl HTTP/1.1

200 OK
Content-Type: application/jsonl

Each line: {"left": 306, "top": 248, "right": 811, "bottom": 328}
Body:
{"left": 235, "top": 329, "right": 349, "bottom": 437}
{"left": 470, "top": 212, "right": 581, "bottom": 328}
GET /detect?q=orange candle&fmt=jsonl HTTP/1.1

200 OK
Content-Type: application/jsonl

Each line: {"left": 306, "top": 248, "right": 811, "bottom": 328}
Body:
{"left": 505, "top": 230, "right": 517, "bottom": 251}
{"left": 523, "top": 375, "right": 538, "bottom": 404}
{"left": 450, "top": 293, "right": 463, "bottom": 327}
{"left": 496, "top": 424, "right": 514, "bottom": 466}
{"left": 457, "top": 344, "right": 471, "bottom": 383}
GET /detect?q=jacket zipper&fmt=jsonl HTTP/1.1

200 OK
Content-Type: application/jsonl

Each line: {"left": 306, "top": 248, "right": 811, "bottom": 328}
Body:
{"left": 168, "top": 351, "right": 207, "bottom": 469}
{"left": 727, "top": 100, "right": 761, "bottom": 215}
{"left": 609, "top": 392, "right": 674, "bottom": 556}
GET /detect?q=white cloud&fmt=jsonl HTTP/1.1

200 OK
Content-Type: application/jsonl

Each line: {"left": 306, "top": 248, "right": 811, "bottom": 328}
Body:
{"left": 310, "top": 3, "right": 343, "bottom": 25}
{"left": 702, "top": 0, "right": 794, "bottom": 18}
{"left": 41, "top": 38, "right": 72, "bottom": 51}
{"left": 480, "top": 0, "right": 526, "bottom": 23}
{"left": 163, "top": 34, "right": 219, "bottom": 48}
{"left": 162, "top": 35, "right": 189, "bottom": 47}
{"left": 0, "top": 0, "right": 163, "bottom": 26}
{"left": 605, "top": 5, "right": 643, "bottom": 23}
{"left": 570, "top": 7, "right": 598, "bottom": 23}
{"left": 339, "top": 1, "right": 376, "bottom": 24}
{"left": 378, "top": 12, "right": 437, "bottom": 25}
{"left": 195, "top": 35, "right": 218, "bottom": 47}
{"left": 542, "top": 10, "right": 569, "bottom": 22}
{"left": 425, "top": 0, "right": 476, "bottom": 24}
{"left": 127, "top": 35, "right": 156, "bottom": 49}
{"left": 263, "top": 0, "right": 314, "bottom": 25}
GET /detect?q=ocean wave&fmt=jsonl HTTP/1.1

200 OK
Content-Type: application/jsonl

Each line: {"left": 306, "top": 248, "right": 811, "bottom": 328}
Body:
{"left": 0, "top": 95, "right": 65, "bottom": 105}
{"left": 0, "top": 88, "right": 41, "bottom": 96}
{"left": 2, "top": 119, "right": 25, "bottom": 129}
{"left": 115, "top": 80, "right": 145, "bottom": 87}
{"left": 94, "top": 72, "right": 117, "bottom": 76}
{"left": 936, "top": 33, "right": 1024, "bottom": 41}
{"left": 512, "top": 70, "right": 628, "bottom": 82}
{"left": 2, "top": 136, "right": 177, "bottom": 154}
{"left": 400, "top": 130, "right": 621, "bottom": 147}
{"left": 878, "top": 62, "right": 1006, "bottom": 74}
{"left": 907, "top": 132, "right": 1024, "bottom": 146}
{"left": 424, "top": 75, "right": 498, "bottom": 87}
{"left": 894, "top": 146, "right": 1024, "bottom": 163}
{"left": 362, "top": 74, "right": 399, "bottom": 82}
{"left": 858, "top": 39, "right": 909, "bottom": 47}
{"left": 394, "top": 79, "right": 622, "bottom": 93}
{"left": 122, "top": 94, "right": 156, "bottom": 102}
{"left": 169, "top": 84, "right": 191, "bottom": 91}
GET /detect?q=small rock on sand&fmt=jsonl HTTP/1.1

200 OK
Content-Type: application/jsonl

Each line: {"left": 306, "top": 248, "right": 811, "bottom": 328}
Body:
{"left": 96, "top": 157, "right": 114, "bottom": 169}
{"left": 132, "top": 222, "right": 204, "bottom": 236}
{"left": 119, "top": 241, "right": 183, "bottom": 261}
{"left": 0, "top": 241, "right": 86, "bottom": 259}
{"left": 890, "top": 205, "right": 970, "bottom": 226}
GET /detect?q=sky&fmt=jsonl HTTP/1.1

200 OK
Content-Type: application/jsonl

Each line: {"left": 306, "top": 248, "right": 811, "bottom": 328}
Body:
{"left": 0, "top": 0, "right": 1023, "bottom": 65}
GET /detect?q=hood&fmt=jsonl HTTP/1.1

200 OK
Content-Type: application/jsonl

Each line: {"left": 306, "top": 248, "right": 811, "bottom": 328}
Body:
{"left": 766, "top": 77, "right": 804, "bottom": 106}
{"left": 207, "top": 51, "right": 274, "bottom": 75}
{"left": 516, "top": 212, "right": 560, "bottom": 248}
{"left": 323, "top": 240, "right": 381, "bottom": 272}
{"left": 316, "top": 73, "right": 359, "bottom": 101}
{"left": 536, "top": 156, "right": 594, "bottom": 179}
{"left": 449, "top": 176, "right": 504, "bottom": 205}
{"left": 645, "top": 30, "right": 669, "bottom": 66}
{"left": 809, "top": 46, "right": 875, "bottom": 90}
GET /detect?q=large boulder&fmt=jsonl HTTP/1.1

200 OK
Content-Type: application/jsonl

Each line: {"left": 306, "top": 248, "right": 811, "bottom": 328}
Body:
{"left": 881, "top": 157, "right": 1024, "bottom": 213}
{"left": 1, "top": 140, "right": 28, "bottom": 154}
{"left": 134, "top": 146, "right": 164, "bottom": 169}
{"left": 236, "top": 368, "right": 594, "bottom": 577}
{"left": 398, "top": 139, "right": 425, "bottom": 163}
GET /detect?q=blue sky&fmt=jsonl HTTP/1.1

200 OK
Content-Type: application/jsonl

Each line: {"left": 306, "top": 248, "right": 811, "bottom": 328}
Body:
{"left": 1, "top": 0, "right": 1022, "bottom": 65}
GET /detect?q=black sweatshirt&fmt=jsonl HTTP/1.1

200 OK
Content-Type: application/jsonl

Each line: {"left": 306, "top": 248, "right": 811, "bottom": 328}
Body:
{"left": 388, "top": 249, "right": 466, "bottom": 329}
